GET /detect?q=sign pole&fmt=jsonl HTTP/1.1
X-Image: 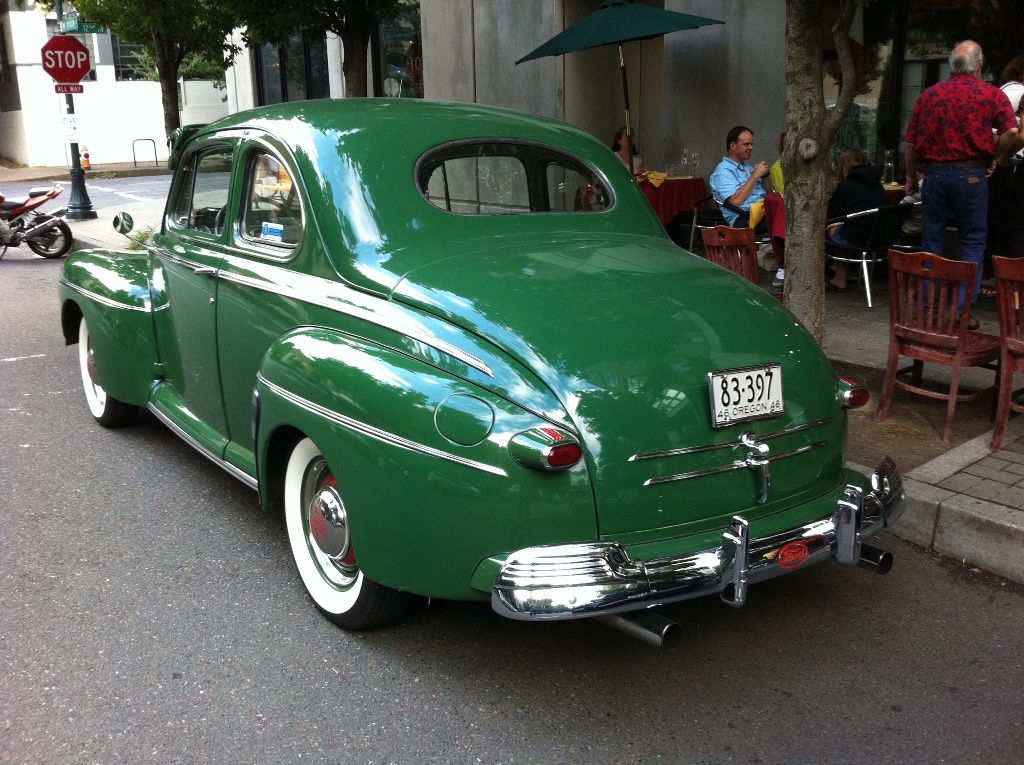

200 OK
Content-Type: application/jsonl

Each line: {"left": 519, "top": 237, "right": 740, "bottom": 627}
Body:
{"left": 55, "top": 0, "right": 96, "bottom": 221}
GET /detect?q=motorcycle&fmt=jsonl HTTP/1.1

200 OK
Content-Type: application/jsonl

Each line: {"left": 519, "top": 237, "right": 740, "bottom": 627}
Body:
{"left": 0, "top": 184, "right": 73, "bottom": 260}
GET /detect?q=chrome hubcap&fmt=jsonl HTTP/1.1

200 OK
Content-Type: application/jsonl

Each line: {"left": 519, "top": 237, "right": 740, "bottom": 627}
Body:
{"left": 308, "top": 484, "right": 350, "bottom": 562}
{"left": 304, "top": 466, "right": 357, "bottom": 588}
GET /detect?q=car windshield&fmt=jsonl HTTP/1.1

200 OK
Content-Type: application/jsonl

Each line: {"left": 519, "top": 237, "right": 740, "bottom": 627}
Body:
{"left": 417, "top": 141, "right": 610, "bottom": 215}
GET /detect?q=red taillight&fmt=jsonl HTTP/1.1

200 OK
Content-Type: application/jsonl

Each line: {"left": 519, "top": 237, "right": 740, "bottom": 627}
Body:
{"left": 509, "top": 427, "right": 583, "bottom": 470}
{"left": 546, "top": 443, "right": 583, "bottom": 468}
{"left": 838, "top": 375, "right": 870, "bottom": 409}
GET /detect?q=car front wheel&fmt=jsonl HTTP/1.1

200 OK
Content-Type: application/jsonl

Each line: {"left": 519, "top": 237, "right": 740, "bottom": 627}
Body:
{"left": 77, "top": 317, "right": 138, "bottom": 428}
{"left": 284, "top": 437, "right": 409, "bottom": 630}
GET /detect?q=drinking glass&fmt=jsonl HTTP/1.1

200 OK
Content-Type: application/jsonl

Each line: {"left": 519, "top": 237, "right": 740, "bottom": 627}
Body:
{"left": 883, "top": 150, "right": 895, "bottom": 184}
{"left": 690, "top": 152, "right": 700, "bottom": 173}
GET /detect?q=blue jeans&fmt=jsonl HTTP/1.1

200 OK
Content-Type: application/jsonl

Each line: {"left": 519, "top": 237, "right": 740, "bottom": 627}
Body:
{"left": 921, "top": 166, "right": 989, "bottom": 314}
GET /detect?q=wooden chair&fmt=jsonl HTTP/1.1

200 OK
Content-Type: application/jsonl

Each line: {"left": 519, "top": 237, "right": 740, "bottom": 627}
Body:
{"left": 700, "top": 225, "right": 760, "bottom": 284}
{"left": 989, "top": 256, "right": 1024, "bottom": 451}
{"left": 875, "top": 249, "right": 1000, "bottom": 443}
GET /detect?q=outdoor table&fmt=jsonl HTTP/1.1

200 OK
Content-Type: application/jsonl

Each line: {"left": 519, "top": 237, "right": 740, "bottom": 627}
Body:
{"left": 638, "top": 176, "right": 707, "bottom": 226}
{"left": 884, "top": 185, "right": 906, "bottom": 205}
{"left": 763, "top": 191, "right": 786, "bottom": 266}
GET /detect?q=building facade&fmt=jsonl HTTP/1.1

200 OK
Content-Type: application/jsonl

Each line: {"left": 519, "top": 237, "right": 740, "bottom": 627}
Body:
{"left": 4, "top": 1, "right": 1021, "bottom": 171}
{"left": 0, "top": 1, "right": 227, "bottom": 167}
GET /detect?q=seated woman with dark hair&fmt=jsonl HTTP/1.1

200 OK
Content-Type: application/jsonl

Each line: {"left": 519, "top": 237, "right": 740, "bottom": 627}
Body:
{"left": 611, "top": 127, "right": 649, "bottom": 174}
{"left": 826, "top": 147, "right": 890, "bottom": 291}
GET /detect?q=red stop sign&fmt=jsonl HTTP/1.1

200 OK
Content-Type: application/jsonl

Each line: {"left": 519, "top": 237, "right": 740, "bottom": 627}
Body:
{"left": 41, "top": 35, "right": 91, "bottom": 84}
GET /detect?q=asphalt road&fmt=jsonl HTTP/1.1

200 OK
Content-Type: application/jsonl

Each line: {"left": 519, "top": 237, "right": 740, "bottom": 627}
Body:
{"left": 1, "top": 175, "right": 171, "bottom": 216}
{"left": 2, "top": 243, "right": 1024, "bottom": 764}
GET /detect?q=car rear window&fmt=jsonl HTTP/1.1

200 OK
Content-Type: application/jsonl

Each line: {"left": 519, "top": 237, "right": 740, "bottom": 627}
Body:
{"left": 417, "top": 141, "right": 610, "bottom": 215}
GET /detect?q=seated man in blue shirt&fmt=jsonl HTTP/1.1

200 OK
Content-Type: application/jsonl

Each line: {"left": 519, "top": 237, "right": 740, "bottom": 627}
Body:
{"left": 710, "top": 125, "right": 770, "bottom": 228}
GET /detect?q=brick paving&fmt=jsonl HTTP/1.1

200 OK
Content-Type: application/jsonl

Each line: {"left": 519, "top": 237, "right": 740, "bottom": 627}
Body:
{"left": 943, "top": 439, "right": 1024, "bottom": 511}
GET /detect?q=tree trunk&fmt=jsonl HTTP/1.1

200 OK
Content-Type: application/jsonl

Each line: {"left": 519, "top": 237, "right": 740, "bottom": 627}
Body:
{"left": 340, "top": 25, "right": 373, "bottom": 97}
{"left": 783, "top": 0, "right": 858, "bottom": 346}
{"left": 152, "top": 31, "right": 182, "bottom": 136}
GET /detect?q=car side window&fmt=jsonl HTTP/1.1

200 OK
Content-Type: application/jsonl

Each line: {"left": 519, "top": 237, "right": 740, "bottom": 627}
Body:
{"left": 545, "top": 163, "right": 607, "bottom": 212}
{"left": 418, "top": 141, "right": 609, "bottom": 215}
{"left": 169, "top": 147, "right": 233, "bottom": 235}
{"left": 242, "top": 153, "right": 303, "bottom": 247}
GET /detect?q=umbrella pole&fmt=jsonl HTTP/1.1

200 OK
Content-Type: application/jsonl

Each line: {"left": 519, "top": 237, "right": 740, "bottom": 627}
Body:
{"left": 617, "top": 42, "right": 634, "bottom": 170}
{"left": 618, "top": 42, "right": 632, "bottom": 136}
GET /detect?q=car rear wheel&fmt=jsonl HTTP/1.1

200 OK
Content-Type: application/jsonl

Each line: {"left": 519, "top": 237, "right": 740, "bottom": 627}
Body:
{"left": 284, "top": 437, "right": 409, "bottom": 630}
{"left": 77, "top": 317, "right": 138, "bottom": 428}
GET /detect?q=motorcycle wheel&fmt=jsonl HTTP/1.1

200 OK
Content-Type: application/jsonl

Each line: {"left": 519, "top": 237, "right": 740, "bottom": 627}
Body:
{"left": 27, "top": 219, "right": 73, "bottom": 258}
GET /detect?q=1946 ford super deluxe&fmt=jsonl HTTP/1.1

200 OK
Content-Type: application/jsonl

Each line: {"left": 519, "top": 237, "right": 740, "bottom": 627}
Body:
{"left": 59, "top": 100, "right": 904, "bottom": 646}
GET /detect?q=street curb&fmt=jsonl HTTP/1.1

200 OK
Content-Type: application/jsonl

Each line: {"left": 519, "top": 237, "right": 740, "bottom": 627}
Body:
{"left": 35, "top": 167, "right": 171, "bottom": 182}
{"left": 850, "top": 424, "right": 1024, "bottom": 586}
{"left": 933, "top": 494, "right": 1024, "bottom": 583}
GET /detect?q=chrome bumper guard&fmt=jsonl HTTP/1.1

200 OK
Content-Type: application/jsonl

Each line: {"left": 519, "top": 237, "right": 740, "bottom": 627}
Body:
{"left": 492, "top": 457, "right": 905, "bottom": 620}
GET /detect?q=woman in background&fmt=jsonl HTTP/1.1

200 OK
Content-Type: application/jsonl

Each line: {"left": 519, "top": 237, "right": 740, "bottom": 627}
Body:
{"left": 826, "top": 147, "right": 889, "bottom": 292}
{"left": 611, "top": 127, "right": 648, "bottom": 174}
{"left": 770, "top": 132, "right": 787, "bottom": 194}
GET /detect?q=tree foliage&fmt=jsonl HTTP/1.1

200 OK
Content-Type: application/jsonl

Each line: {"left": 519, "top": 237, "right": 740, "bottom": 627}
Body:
{"left": 130, "top": 49, "right": 228, "bottom": 91}
{"left": 236, "top": 0, "right": 408, "bottom": 97}
{"left": 70, "top": 0, "right": 238, "bottom": 136}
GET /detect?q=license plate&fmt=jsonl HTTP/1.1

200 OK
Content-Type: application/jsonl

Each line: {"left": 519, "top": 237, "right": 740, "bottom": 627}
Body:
{"left": 709, "top": 364, "right": 784, "bottom": 428}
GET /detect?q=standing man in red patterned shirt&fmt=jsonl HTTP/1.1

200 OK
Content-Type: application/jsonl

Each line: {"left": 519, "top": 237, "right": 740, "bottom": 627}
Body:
{"left": 904, "top": 40, "right": 1022, "bottom": 323}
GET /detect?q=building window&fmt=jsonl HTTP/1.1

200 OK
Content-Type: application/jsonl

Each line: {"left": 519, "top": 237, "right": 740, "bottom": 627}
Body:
{"left": 825, "top": 0, "right": 1024, "bottom": 171}
{"left": 254, "top": 32, "right": 329, "bottom": 106}
{"left": 0, "top": 14, "right": 19, "bottom": 112}
{"left": 111, "top": 34, "right": 146, "bottom": 81}
{"left": 375, "top": 4, "right": 423, "bottom": 98}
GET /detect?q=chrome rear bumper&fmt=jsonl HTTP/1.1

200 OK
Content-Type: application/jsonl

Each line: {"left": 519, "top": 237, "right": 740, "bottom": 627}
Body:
{"left": 492, "top": 457, "right": 904, "bottom": 620}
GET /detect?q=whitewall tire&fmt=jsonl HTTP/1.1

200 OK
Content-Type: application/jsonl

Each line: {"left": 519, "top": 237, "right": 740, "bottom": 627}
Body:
{"left": 284, "top": 437, "right": 409, "bottom": 630}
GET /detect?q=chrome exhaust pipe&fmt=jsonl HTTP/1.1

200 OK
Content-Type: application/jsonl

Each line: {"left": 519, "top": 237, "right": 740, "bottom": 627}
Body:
{"left": 23, "top": 217, "right": 61, "bottom": 239}
{"left": 858, "top": 544, "right": 893, "bottom": 575}
{"left": 596, "top": 611, "right": 682, "bottom": 649}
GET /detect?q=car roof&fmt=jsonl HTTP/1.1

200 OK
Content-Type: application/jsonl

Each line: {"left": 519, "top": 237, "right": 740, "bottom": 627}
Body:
{"left": 181, "top": 99, "right": 664, "bottom": 295}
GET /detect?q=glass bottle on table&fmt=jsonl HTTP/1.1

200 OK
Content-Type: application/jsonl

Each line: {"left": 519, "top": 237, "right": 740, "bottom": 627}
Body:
{"left": 690, "top": 152, "right": 700, "bottom": 174}
{"left": 883, "top": 150, "right": 895, "bottom": 184}
{"left": 679, "top": 148, "right": 689, "bottom": 177}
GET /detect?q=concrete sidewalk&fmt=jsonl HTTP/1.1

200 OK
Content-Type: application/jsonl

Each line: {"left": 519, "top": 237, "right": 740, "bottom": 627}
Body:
{"left": 6, "top": 162, "right": 1023, "bottom": 585}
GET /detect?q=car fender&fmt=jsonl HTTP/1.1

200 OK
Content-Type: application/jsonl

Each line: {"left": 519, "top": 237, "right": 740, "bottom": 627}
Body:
{"left": 58, "top": 249, "right": 159, "bottom": 406}
{"left": 254, "top": 326, "right": 598, "bottom": 600}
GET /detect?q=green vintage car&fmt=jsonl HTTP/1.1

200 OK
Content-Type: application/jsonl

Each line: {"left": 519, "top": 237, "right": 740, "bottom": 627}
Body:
{"left": 59, "top": 100, "right": 904, "bottom": 646}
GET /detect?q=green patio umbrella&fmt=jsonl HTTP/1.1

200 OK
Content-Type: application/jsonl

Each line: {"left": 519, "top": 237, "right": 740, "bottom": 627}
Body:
{"left": 516, "top": 0, "right": 723, "bottom": 156}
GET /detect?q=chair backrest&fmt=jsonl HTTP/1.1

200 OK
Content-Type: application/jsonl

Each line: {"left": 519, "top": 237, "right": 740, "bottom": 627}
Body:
{"left": 887, "top": 249, "right": 976, "bottom": 349}
{"left": 993, "top": 255, "right": 1024, "bottom": 356}
{"left": 833, "top": 204, "right": 918, "bottom": 251}
{"left": 701, "top": 225, "right": 759, "bottom": 285}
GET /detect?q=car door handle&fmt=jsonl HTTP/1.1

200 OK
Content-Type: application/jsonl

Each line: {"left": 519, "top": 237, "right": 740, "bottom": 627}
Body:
{"left": 190, "top": 266, "right": 217, "bottom": 275}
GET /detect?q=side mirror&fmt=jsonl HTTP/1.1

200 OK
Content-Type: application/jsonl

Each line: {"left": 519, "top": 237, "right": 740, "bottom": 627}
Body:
{"left": 112, "top": 212, "right": 134, "bottom": 235}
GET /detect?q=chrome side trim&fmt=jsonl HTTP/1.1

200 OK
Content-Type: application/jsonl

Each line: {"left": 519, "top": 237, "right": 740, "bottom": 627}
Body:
{"left": 147, "top": 404, "right": 259, "bottom": 491}
{"left": 217, "top": 268, "right": 495, "bottom": 378}
{"left": 492, "top": 457, "right": 906, "bottom": 620}
{"left": 258, "top": 375, "right": 508, "bottom": 478}
{"left": 643, "top": 440, "right": 827, "bottom": 487}
{"left": 59, "top": 279, "right": 151, "bottom": 312}
{"left": 629, "top": 417, "right": 831, "bottom": 462}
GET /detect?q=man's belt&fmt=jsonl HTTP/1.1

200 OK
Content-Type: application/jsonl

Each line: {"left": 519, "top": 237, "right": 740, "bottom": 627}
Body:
{"left": 926, "top": 158, "right": 987, "bottom": 168}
